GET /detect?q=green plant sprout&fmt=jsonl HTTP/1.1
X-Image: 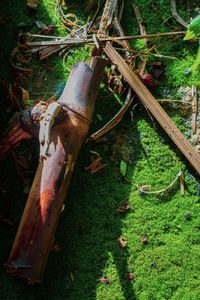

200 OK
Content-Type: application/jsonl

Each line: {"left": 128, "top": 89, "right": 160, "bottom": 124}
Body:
{"left": 184, "top": 14, "right": 200, "bottom": 73}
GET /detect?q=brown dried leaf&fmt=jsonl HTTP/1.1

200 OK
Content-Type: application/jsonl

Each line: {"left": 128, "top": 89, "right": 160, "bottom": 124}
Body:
{"left": 117, "top": 236, "right": 128, "bottom": 248}
{"left": 117, "top": 202, "right": 130, "bottom": 212}
{"left": 89, "top": 163, "right": 109, "bottom": 174}
{"left": 85, "top": 157, "right": 102, "bottom": 171}
{"left": 150, "top": 61, "right": 165, "bottom": 79}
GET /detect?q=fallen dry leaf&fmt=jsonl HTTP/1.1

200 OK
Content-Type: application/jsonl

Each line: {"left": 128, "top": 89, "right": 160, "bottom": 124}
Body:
{"left": 85, "top": 157, "right": 102, "bottom": 171}
{"left": 141, "top": 236, "right": 147, "bottom": 243}
{"left": 118, "top": 236, "right": 128, "bottom": 247}
{"left": 85, "top": 156, "right": 109, "bottom": 174}
{"left": 117, "top": 202, "right": 130, "bottom": 212}
{"left": 150, "top": 61, "right": 165, "bottom": 79}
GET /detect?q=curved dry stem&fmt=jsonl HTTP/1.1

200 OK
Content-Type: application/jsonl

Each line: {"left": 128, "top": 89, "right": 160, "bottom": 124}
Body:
{"left": 87, "top": 89, "right": 134, "bottom": 141}
{"left": 171, "top": 0, "right": 189, "bottom": 28}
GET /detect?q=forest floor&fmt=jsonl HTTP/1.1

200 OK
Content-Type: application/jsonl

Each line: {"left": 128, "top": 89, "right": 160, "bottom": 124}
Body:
{"left": 0, "top": 0, "right": 200, "bottom": 299}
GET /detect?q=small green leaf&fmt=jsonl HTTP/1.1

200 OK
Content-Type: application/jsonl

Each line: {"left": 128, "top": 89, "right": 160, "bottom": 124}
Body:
{"left": 96, "top": 114, "right": 103, "bottom": 121}
{"left": 120, "top": 160, "right": 127, "bottom": 176}
{"left": 113, "top": 93, "right": 123, "bottom": 105}
{"left": 184, "top": 15, "right": 200, "bottom": 40}
{"left": 191, "top": 43, "right": 200, "bottom": 72}
{"left": 183, "top": 28, "right": 196, "bottom": 41}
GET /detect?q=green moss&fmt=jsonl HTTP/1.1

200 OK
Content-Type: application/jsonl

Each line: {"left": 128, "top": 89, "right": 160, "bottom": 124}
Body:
{"left": 0, "top": 0, "right": 200, "bottom": 299}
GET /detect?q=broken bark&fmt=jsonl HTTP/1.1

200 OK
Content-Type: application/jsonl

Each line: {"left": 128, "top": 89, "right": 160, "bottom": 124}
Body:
{"left": 103, "top": 42, "right": 200, "bottom": 174}
{"left": 5, "top": 56, "right": 107, "bottom": 283}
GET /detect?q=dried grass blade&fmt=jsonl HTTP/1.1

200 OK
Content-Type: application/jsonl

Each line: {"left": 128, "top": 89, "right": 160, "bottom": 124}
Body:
{"left": 191, "top": 85, "right": 198, "bottom": 134}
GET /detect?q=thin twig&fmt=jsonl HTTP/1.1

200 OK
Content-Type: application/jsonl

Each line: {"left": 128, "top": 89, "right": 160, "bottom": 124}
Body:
{"left": 191, "top": 85, "right": 198, "bottom": 134}
{"left": 132, "top": 4, "right": 148, "bottom": 75}
{"left": 152, "top": 0, "right": 176, "bottom": 29}
{"left": 132, "top": 4, "right": 148, "bottom": 47}
{"left": 131, "top": 51, "right": 177, "bottom": 60}
{"left": 27, "top": 31, "right": 186, "bottom": 47}
{"left": 171, "top": 0, "right": 189, "bottom": 28}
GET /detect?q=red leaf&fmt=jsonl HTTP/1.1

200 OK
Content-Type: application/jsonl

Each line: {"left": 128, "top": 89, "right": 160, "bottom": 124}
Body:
{"left": 117, "top": 202, "right": 130, "bottom": 212}
{"left": 141, "top": 236, "right": 147, "bottom": 243}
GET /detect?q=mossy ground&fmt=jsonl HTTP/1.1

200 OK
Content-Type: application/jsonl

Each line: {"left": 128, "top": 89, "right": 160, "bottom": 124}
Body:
{"left": 0, "top": 0, "right": 200, "bottom": 299}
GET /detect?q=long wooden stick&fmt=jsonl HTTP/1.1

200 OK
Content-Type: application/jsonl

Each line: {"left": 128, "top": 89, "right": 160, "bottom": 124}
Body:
{"left": 103, "top": 42, "right": 200, "bottom": 174}
{"left": 27, "top": 31, "right": 186, "bottom": 47}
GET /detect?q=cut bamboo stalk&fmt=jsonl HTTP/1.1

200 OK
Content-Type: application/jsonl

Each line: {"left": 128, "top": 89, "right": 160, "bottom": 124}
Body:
{"left": 5, "top": 56, "right": 107, "bottom": 283}
{"left": 103, "top": 42, "right": 200, "bottom": 174}
{"left": 192, "top": 85, "right": 197, "bottom": 134}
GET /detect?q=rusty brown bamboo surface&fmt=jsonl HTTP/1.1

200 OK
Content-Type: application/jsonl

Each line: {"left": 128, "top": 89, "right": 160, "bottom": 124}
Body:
{"left": 104, "top": 42, "right": 200, "bottom": 174}
{"left": 5, "top": 56, "right": 107, "bottom": 283}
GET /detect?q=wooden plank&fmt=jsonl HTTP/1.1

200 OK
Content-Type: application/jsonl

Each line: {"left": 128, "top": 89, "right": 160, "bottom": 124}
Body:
{"left": 103, "top": 42, "right": 200, "bottom": 174}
